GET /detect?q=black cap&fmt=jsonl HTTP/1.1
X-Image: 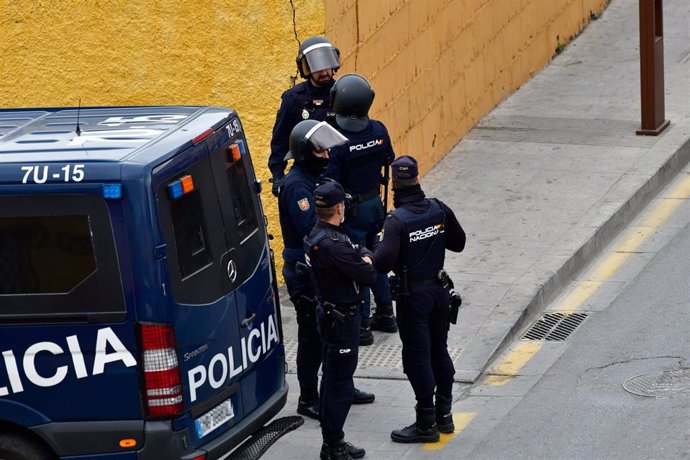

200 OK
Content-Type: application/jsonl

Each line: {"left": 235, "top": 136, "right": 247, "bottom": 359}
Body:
{"left": 391, "top": 155, "right": 419, "bottom": 180}
{"left": 313, "top": 180, "right": 346, "bottom": 208}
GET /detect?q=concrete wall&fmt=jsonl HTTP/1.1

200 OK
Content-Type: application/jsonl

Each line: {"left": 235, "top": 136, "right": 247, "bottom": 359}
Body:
{"left": 0, "top": 0, "right": 324, "bottom": 246}
{"left": 326, "top": 0, "right": 610, "bottom": 177}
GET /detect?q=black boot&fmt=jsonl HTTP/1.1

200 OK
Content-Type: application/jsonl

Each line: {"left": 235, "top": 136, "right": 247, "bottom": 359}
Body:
{"left": 359, "top": 318, "right": 374, "bottom": 346}
{"left": 390, "top": 406, "right": 440, "bottom": 443}
{"left": 435, "top": 394, "right": 455, "bottom": 433}
{"left": 370, "top": 303, "right": 398, "bottom": 333}
{"left": 296, "top": 396, "right": 319, "bottom": 420}
{"left": 352, "top": 387, "right": 375, "bottom": 404}
{"left": 320, "top": 439, "right": 362, "bottom": 460}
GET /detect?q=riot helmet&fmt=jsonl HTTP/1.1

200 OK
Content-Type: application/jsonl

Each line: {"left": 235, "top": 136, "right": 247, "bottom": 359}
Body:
{"left": 330, "top": 73, "right": 375, "bottom": 133}
{"left": 285, "top": 120, "right": 348, "bottom": 175}
{"left": 296, "top": 36, "right": 341, "bottom": 79}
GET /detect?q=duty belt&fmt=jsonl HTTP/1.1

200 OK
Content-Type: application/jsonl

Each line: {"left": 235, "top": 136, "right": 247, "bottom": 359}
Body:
{"left": 408, "top": 276, "right": 439, "bottom": 286}
{"left": 354, "top": 186, "right": 380, "bottom": 202}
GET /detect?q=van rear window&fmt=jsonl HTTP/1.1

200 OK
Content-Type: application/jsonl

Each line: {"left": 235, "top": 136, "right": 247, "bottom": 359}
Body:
{"left": 0, "top": 194, "right": 125, "bottom": 322}
{"left": 171, "top": 190, "right": 212, "bottom": 278}
{"left": 0, "top": 215, "right": 96, "bottom": 294}
{"left": 226, "top": 156, "right": 258, "bottom": 242}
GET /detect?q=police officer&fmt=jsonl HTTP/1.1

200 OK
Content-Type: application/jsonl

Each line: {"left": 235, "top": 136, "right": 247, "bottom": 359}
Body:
{"left": 373, "top": 156, "right": 466, "bottom": 443}
{"left": 325, "top": 73, "right": 397, "bottom": 346}
{"left": 304, "top": 180, "right": 377, "bottom": 460}
{"left": 269, "top": 36, "right": 341, "bottom": 196}
{"left": 279, "top": 120, "right": 374, "bottom": 421}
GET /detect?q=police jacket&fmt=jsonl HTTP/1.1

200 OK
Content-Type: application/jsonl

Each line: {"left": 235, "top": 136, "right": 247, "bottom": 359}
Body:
{"left": 304, "top": 221, "right": 377, "bottom": 305}
{"left": 278, "top": 165, "right": 318, "bottom": 263}
{"left": 325, "top": 120, "right": 395, "bottom": 197}
{"left": 374, "top": 186, "right": 465, "bottom": 280}
{"left": 269, "top": 80, "right": 334, "bottom": 179}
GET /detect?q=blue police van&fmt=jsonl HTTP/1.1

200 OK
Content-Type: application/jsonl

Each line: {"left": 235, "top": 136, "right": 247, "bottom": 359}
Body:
{"left": 0, "top": 107, "right": 297, "bottom": 459}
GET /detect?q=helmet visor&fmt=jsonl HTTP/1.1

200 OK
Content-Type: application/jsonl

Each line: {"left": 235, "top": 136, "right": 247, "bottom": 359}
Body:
{"left": 304, "top": 43, "right": 340, "bottom": 74}
{"left": 305, "top": 121, "right": 348, "bottom": 151}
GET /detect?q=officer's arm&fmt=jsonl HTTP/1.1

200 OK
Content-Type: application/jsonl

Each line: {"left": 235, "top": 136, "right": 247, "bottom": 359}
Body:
{"left": 329, "top": 241, "right": 377, "bottom": 286}
{"left": 373, "top": 215, "right": 403, "bottom": 273}
{"left": 268, "top": 91, "right": 294, "bottom": 179}
{"left": 442, "top": 203, "right": 466, "bottom": 252}
{"left": 383, "top": 127, "right": 395, "bottom": 165}
{"left": 323, "top": 145, "right": 343, "bottom": 181}
{"left": 286, "top": 182, "right": 317, "bottom": 238}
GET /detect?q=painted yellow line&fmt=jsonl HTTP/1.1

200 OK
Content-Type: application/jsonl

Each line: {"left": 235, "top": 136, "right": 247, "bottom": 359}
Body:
{"left": 421, "top": 412, "right": 477, "bottom": 451}
{"left": 485, "top": 342, "right": 543, "bottom": 386}
{"left": 483, "top": 173, "right": 690, "bottom": 386}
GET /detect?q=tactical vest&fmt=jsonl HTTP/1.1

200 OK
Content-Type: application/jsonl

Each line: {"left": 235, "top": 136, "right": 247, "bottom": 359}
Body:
{"left": 392, "top": 199, "right": 446, "bottom": 280}
{"left": 303, "top": 225, "right": 362, "bottom": 305}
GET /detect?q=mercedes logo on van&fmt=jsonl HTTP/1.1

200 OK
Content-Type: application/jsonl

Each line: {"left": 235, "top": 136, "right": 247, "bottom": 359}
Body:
{"left": 227, "top": 260, "right": 238, "bottom": 283}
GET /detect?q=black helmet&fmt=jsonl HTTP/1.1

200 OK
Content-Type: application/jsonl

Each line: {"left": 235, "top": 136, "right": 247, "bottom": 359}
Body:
{"left": 296, "top": 36, "right": 341, "bottom": 79}
{"left": 330, "top": 73, "right": 375, "bottom": 133}
{"left": 285, "top": 120, "right": 348, "bottom": 163}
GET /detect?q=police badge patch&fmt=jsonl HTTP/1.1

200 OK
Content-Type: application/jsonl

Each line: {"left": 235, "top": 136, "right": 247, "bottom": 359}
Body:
{"left": 297, "top": 198, "right": 310, "bottom": 211}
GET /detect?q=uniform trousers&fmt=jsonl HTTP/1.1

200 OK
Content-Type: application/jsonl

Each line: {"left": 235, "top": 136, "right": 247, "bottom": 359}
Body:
{"left": 284, "top": 262, "right": 322, "bottom": 398}
{"left": 396, "top": 283, "right": 455, "bottom": 408}
{"left": 316, "top": 305, "right": 361, "bottom": 444}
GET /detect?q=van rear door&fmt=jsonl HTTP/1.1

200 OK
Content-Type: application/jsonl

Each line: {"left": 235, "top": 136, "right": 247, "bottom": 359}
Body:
{"left": 206, "top": 117, "right": 284, "bottom": 416}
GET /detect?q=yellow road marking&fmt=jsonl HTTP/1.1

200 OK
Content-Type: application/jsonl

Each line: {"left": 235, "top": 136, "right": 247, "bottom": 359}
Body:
{"left": 485, "top": 342, "right": 543, "bottom": 386}
{"left": 421, "top": 412, "right": 477, "bottom": 451}
{"left": 483, "top": 173, "right": 690, "bottom": 384}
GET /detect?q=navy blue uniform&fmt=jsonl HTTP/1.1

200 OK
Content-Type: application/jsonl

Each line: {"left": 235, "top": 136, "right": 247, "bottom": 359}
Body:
{"left": 326, "top": 120, "right": 395, "bottom": 318}
{"left": 277, "top": 165, "right": 321, "bottom": 399}
{"left": 373, "top": 187, "right": 465, "bottom": 408}
{"left": 269, "top": 80, "right": 334, "bottom": 181}
{"left": 304, "top": 221, "right": 377, "bottom": 445}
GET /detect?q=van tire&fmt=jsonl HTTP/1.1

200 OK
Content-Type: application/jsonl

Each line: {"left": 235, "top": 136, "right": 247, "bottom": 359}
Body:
{"left": 0, "top": 431, "right": 54, "bottom": 460}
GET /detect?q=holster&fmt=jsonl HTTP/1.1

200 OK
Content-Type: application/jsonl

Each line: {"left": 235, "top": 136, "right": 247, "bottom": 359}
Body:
{"left": 321, "top": 301, "right": 359, "bottom": 341}
{"left": 388, "top": 268, "right": 409, "bottom": 309}
{"left": 437, "top": 269, "right": 461, "bottom": 325}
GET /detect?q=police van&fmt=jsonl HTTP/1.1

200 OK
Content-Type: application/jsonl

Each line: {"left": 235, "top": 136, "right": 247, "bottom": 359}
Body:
{"left": 0, "top": 106, "right": 295, "bottom": 459}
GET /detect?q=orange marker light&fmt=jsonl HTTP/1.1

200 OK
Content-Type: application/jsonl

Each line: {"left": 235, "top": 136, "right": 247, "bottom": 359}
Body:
{"left": 119, "top": 438, "right": 137, "bottom": 448}
{"left": 229, "top": 144, "right": 242, "bottom": 162}
{"left": 180, "top": 175, "right": 194, "bottom": 194}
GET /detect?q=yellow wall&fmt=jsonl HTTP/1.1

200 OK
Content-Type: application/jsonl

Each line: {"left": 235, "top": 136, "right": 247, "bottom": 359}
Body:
{"left": 1, "top": 0, "right": 609, "bottom": 281}
{"left": 326, "top": 0, "right": 610, "bottom": 177}
{"left": 0, "top": 0, "right": 325, "bottom": 250}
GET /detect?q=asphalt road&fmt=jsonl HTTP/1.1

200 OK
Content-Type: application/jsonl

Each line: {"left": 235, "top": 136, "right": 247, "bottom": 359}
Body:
{"left": 464, "top": 173, "right": 690, "bottom": 459}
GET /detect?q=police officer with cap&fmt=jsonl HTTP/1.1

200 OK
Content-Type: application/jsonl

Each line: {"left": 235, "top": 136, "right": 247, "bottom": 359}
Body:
{"left": 269, "top": 36, "right": 341, "bottom": 196}
{"left": 373, "top": 155, "right": 466, "bottom": 443}
{"left": 304, "top": 180, "right": 376, "bottom": 460}
{"left": 325, "top": 73, "right": 397, "bottom": 346}
{"left": 279, "top": 120, "right": 374, "bottom": 421}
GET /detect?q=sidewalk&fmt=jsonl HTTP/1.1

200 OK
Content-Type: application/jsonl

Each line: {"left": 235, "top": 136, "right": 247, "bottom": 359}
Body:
{"left": 277, "top": 0, "right": 689, "bottom": 385}
{"left": 266, "top": 0, "right": 690, "bottom": 457}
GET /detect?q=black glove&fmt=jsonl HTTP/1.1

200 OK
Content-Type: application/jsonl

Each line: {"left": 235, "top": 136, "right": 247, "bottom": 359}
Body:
{"left": 270, "top": 176, "right": 283, "bottom": 197}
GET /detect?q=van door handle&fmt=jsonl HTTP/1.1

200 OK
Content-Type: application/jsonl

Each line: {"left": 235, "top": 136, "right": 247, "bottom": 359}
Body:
{"left": 241, "top": 313, "right": 256, "bottom": 327}
{"left": 227, "top": 259, "right": 238, "bottom": 283}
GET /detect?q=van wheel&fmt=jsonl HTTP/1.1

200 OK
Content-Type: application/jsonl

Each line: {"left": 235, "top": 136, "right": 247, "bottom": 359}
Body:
{"left": 0, "top": 432, "right": 54, "bottom": 460}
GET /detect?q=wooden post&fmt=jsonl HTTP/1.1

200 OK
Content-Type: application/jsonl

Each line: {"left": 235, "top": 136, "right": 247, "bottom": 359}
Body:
{"left": 637, "top": 0, "right": 670, "bottom": 135}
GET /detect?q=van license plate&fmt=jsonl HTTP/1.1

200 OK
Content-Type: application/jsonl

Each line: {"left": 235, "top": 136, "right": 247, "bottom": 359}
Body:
{"left": 195, "top": 398, "right": 234, "bottom": 439}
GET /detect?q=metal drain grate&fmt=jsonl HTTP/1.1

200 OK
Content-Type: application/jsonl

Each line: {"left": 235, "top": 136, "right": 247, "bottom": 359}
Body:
{"left": 283, "top": 339, "right": 462, "bottom": 369}
{"left": 522, "top": 312, "right": 588, "bottom": 341}
{"left": 624, "top": 369, "right": 690, "bottom": 398}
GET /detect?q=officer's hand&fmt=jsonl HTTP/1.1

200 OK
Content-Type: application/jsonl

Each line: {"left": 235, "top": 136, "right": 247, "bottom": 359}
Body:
{"left": 270, "top": 177, "right": 283, "bottom": 197}
{"left": 362, "top": 255, "right": 373, "bottom": 265}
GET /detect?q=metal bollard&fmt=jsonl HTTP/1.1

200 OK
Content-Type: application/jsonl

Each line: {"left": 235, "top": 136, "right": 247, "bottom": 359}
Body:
{"left": 637, "top": 0, "right": 670, "bottom": 135}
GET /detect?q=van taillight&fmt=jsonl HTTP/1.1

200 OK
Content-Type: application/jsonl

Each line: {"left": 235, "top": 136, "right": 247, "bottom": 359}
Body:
{"left": 139, "top": 324, "right": 183, "bottom": 418}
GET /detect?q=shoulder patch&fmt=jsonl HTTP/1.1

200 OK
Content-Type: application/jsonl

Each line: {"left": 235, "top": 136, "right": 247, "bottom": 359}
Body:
{"left": 297, "top": 198, "right": 310, "bottom": 211}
